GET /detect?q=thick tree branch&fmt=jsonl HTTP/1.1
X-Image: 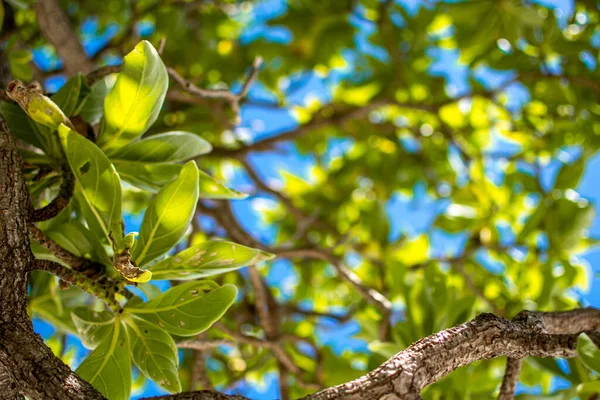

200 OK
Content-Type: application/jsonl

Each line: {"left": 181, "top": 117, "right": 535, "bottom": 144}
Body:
{"left": 35, "top": 0, "right": 94, "bottom": 75}
{"left": 0, "top": 115, "right": 102, "bottom": 398}
{"left": 304, "top": 310, "right": 598, "bottom": 399}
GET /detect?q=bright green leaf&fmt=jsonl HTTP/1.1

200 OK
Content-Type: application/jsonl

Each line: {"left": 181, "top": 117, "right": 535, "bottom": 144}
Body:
{"left": 113, "top": 161, "right": 182, "bottom": 192}
{"left": 110, "top": 131, "right": 212, "bottom": 162}
{"left": 198, "top": 169, "right": 247, "bottom": 199}
{"left": 577, "top": 333, "right": 600, "bottom": 373}
{"left": 125, "top": 316, "right": 181, "bottom": 393}
{"left": 98, "top": 40, "right": 168, "bottom": 153}
{"left": 76, "top": 319, "right": 131, "bottom": 400}
{"left": 148, "top": 240, "right": 275, "bottom": 280}
{"left": 71, "top": 308, "right": 116, "bottom": 349}
{"left": 132, "top": 161, "right": 199, "bottom": 266}
{"left": 125, "top": 281, "right": 237, "bottom": 336}
{"left": 59, "top": 124, "right": 123, "bottom": 244}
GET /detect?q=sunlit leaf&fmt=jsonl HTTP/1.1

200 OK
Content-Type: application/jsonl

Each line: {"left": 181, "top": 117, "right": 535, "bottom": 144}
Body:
{"left": 110, "top": 131, "right": 212, "bottom": 162}
{"left": 132, "top": 161, "right": 199, "bottom": 266}
{"left": 148, "top": 240, "right": 274, "bottom": 280}
{"left": 124, "top": 281, "right": 237, "bottom": 336}
{"left": 98, "top": 40, "right": 168, "bottom": 153}
{"left": 59, "top": 124, "right": 123, "bottom": 244}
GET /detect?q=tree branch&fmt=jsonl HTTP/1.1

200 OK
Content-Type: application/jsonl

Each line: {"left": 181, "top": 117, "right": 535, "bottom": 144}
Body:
{"left": 35, "top": 0, "right": 94, "bottom": 75}
{"left": 168, "top": 57, "right": 262, "bottom": 125}
{"left": 33, "top": 259, "right": 123, "bottom": 311}
{"left": 29, "top": 164, "right": 74, "bottom": 222}
{"left": 498, "top": 357, "right": 522, "bottom": 400}
{"left": 28, "top": 224, "right": 103, "bottom": 275}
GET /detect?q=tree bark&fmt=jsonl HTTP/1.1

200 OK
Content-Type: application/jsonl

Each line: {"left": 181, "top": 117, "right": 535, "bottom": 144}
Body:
{"left": 0, "top": 117, "right": 103, "bottom": 399}
{"left": 35, "top": 0, "right": 93, "bottom": 76}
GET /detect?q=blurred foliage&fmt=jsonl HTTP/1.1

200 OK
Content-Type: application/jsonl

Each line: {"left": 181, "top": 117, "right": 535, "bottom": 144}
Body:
{"left": 4, "top": 0, "right": 600, "bottom": 398}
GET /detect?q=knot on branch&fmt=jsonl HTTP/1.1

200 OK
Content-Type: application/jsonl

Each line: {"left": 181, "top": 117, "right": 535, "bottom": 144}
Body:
{"left": 512, "top": 311, "right": 547, "bottom": 334}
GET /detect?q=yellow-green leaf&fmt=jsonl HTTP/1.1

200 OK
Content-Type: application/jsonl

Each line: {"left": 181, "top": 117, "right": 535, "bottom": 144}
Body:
{"left": 98, "top": 40, "right": 168, "bottom": 153}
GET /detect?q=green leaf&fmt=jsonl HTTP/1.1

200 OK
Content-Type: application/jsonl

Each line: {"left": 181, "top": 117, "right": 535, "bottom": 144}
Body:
{"left": 110, "top": 131, "right": 212, "bottom": 162}
{"left": 577, "top": 380, "right": 600, "bottom": 397}
{"left": 149, "top": 240, "right": 274, "bottom": 280}
{"left": 124, "top": 316, "right": 181, "bottom": 393}
{"left": 51, "top": 74, "right": 83, "bottom": 117}
{"left": 114, "top": 161, "right": 182, "bottom": 192}
{"left": 132, "top": 161, "right": 199, "bottom": 267}
{"left": 45, "top": 221, "right": 112, "bottom": 266}
{"left": 0, "top": 101, "right": 47, "bottom": 151}
{"left": 71, "top": 308, "right": 116, "bottom": 349}
{"left": 76, "top": 319, "right": 131, "bottom": 400}
{"left": 125, "top": 281, "right": 237, "bottom": 336}
{"left": 77, "top": 75, "right": 115, "bottom": 125}
{"left": 198, "top": 169, "right": 247, "bottom": 199}
{"left": 578, "top": 333, "right": 600, "bottom": 373}
{"left": 59, "top": 124, "right": 123, "bottom": 244}
{"left": 555, "top": 158, "right": 586, "bottom": 190}
{"left": 98, "top": 40, "right": 168, "bottom": 153}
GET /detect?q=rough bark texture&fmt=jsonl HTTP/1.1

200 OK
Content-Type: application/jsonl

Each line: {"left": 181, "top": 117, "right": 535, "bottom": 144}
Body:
{"left": 0, "top": 117, "right": 103, "bottom": 399}
{"left": 302, "top": 312, "right": 586, "bottom": 400}
{"left": 34, "top": 0, "right": 94, "bottom": 76}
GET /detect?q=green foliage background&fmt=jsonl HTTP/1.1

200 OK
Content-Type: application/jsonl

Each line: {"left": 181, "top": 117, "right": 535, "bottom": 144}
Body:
{"left": 3, "top": 0, "right": 600, "bottom": 398}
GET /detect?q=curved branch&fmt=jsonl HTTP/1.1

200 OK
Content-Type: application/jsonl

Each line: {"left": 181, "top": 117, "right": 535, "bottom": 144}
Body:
{"left": 303, "top": 310, "right": 598, "bottom": 400}
{"left": 30, "top": 165, "right": 74, "bottom": 222}
{"left": 28, "top": 224, "right": 102, "bottom": 274}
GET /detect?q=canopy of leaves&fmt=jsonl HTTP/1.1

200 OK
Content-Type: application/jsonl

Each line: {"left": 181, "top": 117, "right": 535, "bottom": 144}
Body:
{"left": 5, "top": 0, "right": 600, "bottom": 398}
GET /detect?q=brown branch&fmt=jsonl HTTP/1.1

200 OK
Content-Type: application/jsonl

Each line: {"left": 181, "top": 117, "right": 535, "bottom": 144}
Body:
{"left": 29, "top": 165, "right": 74, "bottom": 223}
{"left": 177, "top": 339, "right": 236, "bottom": 351}
{"left": 28, "top": 224, "right": 102, "bottom": 275}
{"left": 168, "top": 56, "right": 262, "bottom": 124}
{"left": 33, "top": 259, "right": 123, "bottom": 311}
{"left": 303, "top": 309, "right": 600, "bottom": 400}
{"left": 86, "top": 64, "right": 121, "bottom": 86}
{"left": 498, "top": 358, "right": 522, "bottom": 400}
{"left": 142, "top": 391, "right": 249, "bottom": 400}
{"left": 274, "top": 247, "right": 392, "bottom": 314}
{"left": 35, "top": 0, "right": 94, "bottom": 75}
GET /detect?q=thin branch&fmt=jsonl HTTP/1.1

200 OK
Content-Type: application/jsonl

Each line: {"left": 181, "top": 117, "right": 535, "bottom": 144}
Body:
{"left": 28, "top": 225, "right": 103, "bottom": 275}
{"left": 29, "top": 165, "right": 74, "bottom": 223}
{"left": 141, "top": 391, "right": 249, "bottom": 400}
{"left": 177, "top": 339, "right": 236, "bottom": 351}
{"left": 274, "top": 247, "right": 392, "bottom": 313}
{"left": 168, "top": 56, "right": 262, "bottom": 124}
{"left": 86, "top": 65, "right": 121, "bottom": 86}
{"left": 498, "top": 358, "right": 522, "bottom": 400}
{"left": 32, "top": 259, "right": 123, "bottom": 311}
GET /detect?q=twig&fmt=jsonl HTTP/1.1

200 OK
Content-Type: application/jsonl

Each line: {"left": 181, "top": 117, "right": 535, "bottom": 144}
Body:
{"left": 86, "top": 65, "right": 121, "bottom": 86}
{"left": 498, "top": 358, "right": 522, "bottom": 400}
{"left": 28, "top": 225, "right": 103, "bottom": 275}
{"left": 168, "top": 56, "right": 262, "bottom": 124}
{"left": 32, "top": 259, "right": 123, "bottom": 311}
{"left": 29, "top": 165, "right": 74, "bottom": 223}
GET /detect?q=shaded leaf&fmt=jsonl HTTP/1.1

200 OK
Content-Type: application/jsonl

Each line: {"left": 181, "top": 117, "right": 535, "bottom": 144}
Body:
{"left": 110, "top": 131, "right": 212, "bottom": 163}
{"left": 71, "top": 308, "right": 116, "bottom": 349}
